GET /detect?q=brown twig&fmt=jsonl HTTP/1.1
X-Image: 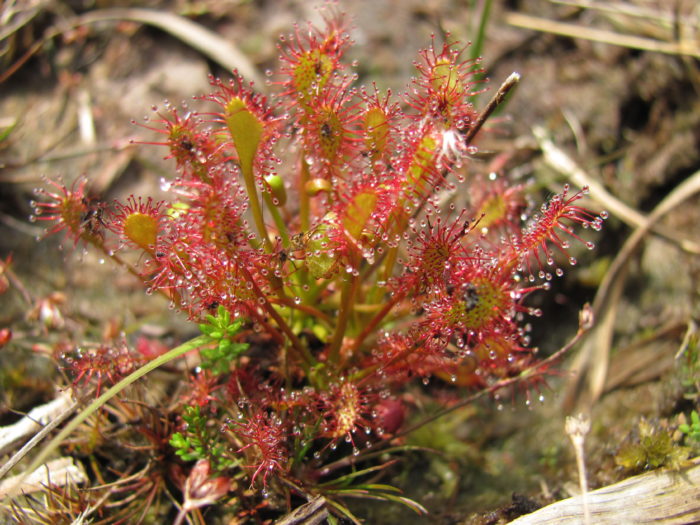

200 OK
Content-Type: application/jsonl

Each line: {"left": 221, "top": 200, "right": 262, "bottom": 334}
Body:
{"left": 464, "top": 72, "right": 521, "bottom": 146}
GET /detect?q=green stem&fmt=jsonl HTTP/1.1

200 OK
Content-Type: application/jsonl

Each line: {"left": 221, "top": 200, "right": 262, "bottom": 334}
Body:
{"left": 259, "top": 191, "right": 302, "bottom": 302}
{"left": 299, "top": 156, "right": 311, "bottom": 232}
{"left": 382, "top": 207, "right": 409, "bottom": 282}
{"left": 19, "top": 335, "right": 210, "bottom": 490}
{"left": 268, "top": 297, "right": 334, "bottom": 327}
{"left": 366, "top": 205, "right": 408, "bottom": 305}
{"left": 351, "top": 289, "right": 405, "bottom": 355}
{"left": 239, "top": 265, "right": 315, "bottom": 367}
{"left": 263, "top": 192, "right": 290, "bottom": 247}
{"left": 262, "top": 192, "right": 311, "bottom": 301}
{"left": 328, "top": 264, "right": 360, "bottom": 365}
{"left": 241, "top": 166, "right": 272, "bottom": 251}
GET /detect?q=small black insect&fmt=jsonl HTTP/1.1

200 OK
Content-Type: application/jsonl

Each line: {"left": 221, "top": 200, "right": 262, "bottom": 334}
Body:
{"left": 180, "top": 138, "right": 194, "bottom": 151}
{"left": 274, "top": 232, "right": 308, "bottom": 273}
{"left": 462, "top": 283, "right": 480, "bottom": 311}
{"left": 206, "top": 301, "right": 220, "bottom": 311}
{"left": 80, "top": 197, "right": 106, "bottom": 237}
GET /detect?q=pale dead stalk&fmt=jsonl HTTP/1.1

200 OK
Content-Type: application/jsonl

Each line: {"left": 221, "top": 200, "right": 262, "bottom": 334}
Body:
{"left": 566, "top": 413, "right": 592, "bottom": 525}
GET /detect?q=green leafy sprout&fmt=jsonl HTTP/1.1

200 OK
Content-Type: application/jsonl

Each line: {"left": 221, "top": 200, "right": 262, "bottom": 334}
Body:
{"left": 679, "top": 410, "right": 700, "bottom": 449}
{"left": 170, "top": 405, "right": 237, "bottom": 472}
{"left": 198, "top": 305, "right": 249, "bottom": 375}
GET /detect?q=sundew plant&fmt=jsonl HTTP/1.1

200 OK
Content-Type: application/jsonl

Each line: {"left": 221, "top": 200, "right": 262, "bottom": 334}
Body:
{"left": 28, "top": 6, "right": 605, "bottom": 523}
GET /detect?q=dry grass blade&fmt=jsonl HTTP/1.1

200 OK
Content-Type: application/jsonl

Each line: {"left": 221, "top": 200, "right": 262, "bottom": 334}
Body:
{"left": 0, "top": 457, "right": 86, "bottom": 499}
{"left": 604, "top": 320, "right": 686, "bottom": 392}
{"left": 1, "top": 7, "right": 262, "bottom": 85}
{"left": 0, "top": 392, "right": 74, "bottom": 455}
{"left": 0, "top": 0, "right": 46, "bottom": 42}
{"left": 0, "top": 393, "right": 77, "bottom": 480}
{"left": 72, "top": 9, "right": 263, "bottom": 86}
{"left": 274, "top": 496, "right": 329, "bottom": 525}
{"left": 551, "top": 0, "right": 698, "bottom": 31}
{"left": 505, "top": 12, "right": 700, "bottom": 59}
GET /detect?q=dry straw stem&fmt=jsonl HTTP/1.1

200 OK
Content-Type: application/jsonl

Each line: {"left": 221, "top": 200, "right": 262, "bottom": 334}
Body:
{"left": 565, "top": 414, "right": 592, "bottom": 525}
{"left": 1, "top": 7, "right": 262, "bottom": 85}
{"left": 0, "top": 335, "right": 209, "bottom": 499}
{"left": 0, "top": 457, "right": 86, "bottom": 499}
{"left": 274, "top": 496, "right": 329, "bottom": 525}
{"left": 552, "top": 0, "right": 681, "bottom": 22}
{"left": 550, "top": 0, "right": 699, "bottom": 41}
{"left": 0, "top": 391, "right": 74, "bottom": 455}
{"left": 562, "top": 166, "right": 700, "bottom": 410}
{"left": 505, "top": 11, "right": 700, "bottom": 59}
{"left": 0, "top": 393, "right": 77, "bottom": 480}
{"left": 507, "top": 458, "right": 700, "bottom": 524}
{"left": 75, "top": 9, "right": 262, "bottom": 85}
{"left": 0, "top": 1, "right": 45, "bottom": 41}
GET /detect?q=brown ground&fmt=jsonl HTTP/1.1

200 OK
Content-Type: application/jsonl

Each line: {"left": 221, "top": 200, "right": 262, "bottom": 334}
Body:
{"left": 1, "top": 1, "right": 699, "bottom": 523}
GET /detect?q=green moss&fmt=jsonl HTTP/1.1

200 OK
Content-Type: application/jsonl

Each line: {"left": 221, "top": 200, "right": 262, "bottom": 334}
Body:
{"left": 615, "top": 419, "right": 691, "bottom": 472}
